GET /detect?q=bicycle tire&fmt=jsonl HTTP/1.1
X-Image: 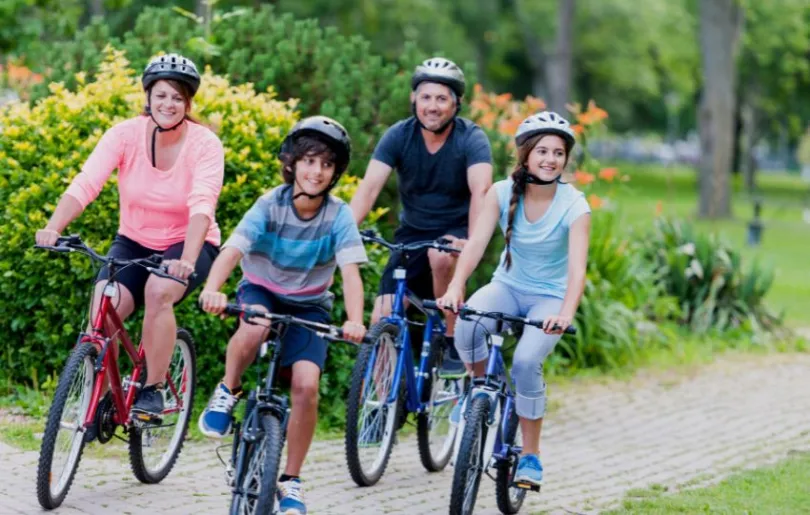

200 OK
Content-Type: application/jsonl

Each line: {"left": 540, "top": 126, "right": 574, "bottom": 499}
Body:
{"left": 495, "top": 406, "right": 526, "bottom": 514}
{"left": 36, "top": 342, "right": 97, "bottom": 510}
{"left": 449, "top": 395, "right": 489, "bottom": 515}
{"left": 416, "top": 333, "right": 459, "bottom": 472}
{"left": 228, "top": 411, "right": 284, "bottom": 515}
{"left": 344, "top": 321, "right": 400, "bottom": 486}
{"left": 129, "top": 328, "right": 196, "bottom": 484}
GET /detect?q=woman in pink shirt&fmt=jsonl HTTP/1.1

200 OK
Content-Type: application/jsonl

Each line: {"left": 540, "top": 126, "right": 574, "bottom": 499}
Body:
{"left": 35, "top": 53, "right": 224, "bottom": 420}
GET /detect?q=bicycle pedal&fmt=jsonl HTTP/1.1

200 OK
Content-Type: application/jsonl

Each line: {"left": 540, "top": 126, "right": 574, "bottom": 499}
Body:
{"left": 512, "top": 481, "right": 541, "bottom": 492}
{"left": 131, "top": 412, "right": 162, "bottom": 426}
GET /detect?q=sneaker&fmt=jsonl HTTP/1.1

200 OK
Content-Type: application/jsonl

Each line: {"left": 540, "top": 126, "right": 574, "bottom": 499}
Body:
{"left": 514, "top": 454, "right": 544, "bottom": 486}
{"left": 198, "top": 383, "right": 242, "bottom": 438}
{"left": 277, "top": 478, "right": 307, "bottom": 515}
{"left": 450, "top": 391, "right": 467, "bottom": 426}
{"left": 131, "top": 383, "right": 164, "bottom": 424}
{"left": 439, "top": 337, "right": 466, "bottom": 377}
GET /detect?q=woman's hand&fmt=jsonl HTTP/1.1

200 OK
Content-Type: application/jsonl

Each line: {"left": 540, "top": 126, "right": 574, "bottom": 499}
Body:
{"left": 543, "top": 314, "right": 573, "bottom": 335}
{"left": 437, "top": 282, "right": 465, "bottom": 313}
{"left": 35, "top": 228, "right": 61, "bottom": 247}
{"left": 165, "top": 259, "right": 196, "bottom": 281}
{"left": 342, "top": 320, "right": 367, "bottom": 344}
{"left": 199, "top": 289, "right": 228, "bottom": 315}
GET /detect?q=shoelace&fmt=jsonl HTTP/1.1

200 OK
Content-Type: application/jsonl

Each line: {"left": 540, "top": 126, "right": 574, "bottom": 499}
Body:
{"left": 210, "top": 388, "right": 237, "bottom": 413}
{"left": 522, "top": 457, "right": 542, "bottom": 471}
{"left": 280, "top": 481, "right": 304, "bottom": 502}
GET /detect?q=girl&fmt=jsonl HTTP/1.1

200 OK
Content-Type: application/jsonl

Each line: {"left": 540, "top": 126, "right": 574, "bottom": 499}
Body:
{"left": 35, "top": 53, "right": 225, "bottom": 422}
{"left": 437, "top": 111, "right": 591, "bottom": 486}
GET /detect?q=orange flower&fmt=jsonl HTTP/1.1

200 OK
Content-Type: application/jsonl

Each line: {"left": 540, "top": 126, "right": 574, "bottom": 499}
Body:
{"left": 494, "top": 92, "right": 513, "bottom": 109}
{"left": 598, "top": 167, "right": 618, "bottom": 182}
{"left": 499, "top": 117, "right": 522, "bottom": 137}
{"left": 526, "top": 96, "right": 546, "bottom": 111}
{"left": 574, "top": 170, "right": 595, "bottom": 186}
{"left": 473, "top": 83, "right": 484, "bottom": 95}
{"left": 586, "top": 100, "right": 608, "bottom": 122}
{"left": 587, "top": 194, "right": 603, "bottom": 209}
{"left": 655, "top": 201, "right": 663, "bottom": 217}
{"left": 572, "top": 124, "right": 585, "bottom": 135}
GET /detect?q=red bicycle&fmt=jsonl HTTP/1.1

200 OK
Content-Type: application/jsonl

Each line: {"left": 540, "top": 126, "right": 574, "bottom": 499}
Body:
{"left": 34, "top": 234, "right": 197, "bottom": 510}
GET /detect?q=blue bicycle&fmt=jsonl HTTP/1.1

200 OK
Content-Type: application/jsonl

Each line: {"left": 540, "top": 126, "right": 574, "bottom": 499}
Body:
{"left": 422, "top": 300, "right": 575, "bottom": 515}
{"left": 344, "top": 230, "right": 464, "bottom": 486}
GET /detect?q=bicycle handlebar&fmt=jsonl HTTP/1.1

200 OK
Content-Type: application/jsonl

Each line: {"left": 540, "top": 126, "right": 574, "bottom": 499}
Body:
{"left": 360, "top": 229, "right": 461, "bottom": 255}
{"left": 422, "top": 299, "right": 577, "bottom": 335}
{"left": 219, "top": 303, "right": 372, "bottom": 344}
{"left": 35, "top": 234, "right": 192, "bottom": 286}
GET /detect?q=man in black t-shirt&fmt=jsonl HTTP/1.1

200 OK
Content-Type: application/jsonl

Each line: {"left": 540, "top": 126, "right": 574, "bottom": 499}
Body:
{"left": 351, "top": 57, "right": 493, "bottom": 376}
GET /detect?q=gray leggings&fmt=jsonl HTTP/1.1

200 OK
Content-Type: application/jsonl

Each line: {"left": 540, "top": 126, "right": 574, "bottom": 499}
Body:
{"left": 454, "top": 281, "right": 564, "bottom": 420}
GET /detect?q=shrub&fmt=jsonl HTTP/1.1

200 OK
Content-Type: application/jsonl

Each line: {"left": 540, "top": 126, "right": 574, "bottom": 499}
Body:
{"left": 639, "top": 217, "right": 781, "bottom": 333}
{"left": 0, "top": 48, "right": 387, "bottom": 425}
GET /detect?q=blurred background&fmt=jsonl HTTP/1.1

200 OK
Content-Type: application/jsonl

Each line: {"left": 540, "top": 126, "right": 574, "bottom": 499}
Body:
{"left": 1, "top": 0, "right": 808, "bottom": 426}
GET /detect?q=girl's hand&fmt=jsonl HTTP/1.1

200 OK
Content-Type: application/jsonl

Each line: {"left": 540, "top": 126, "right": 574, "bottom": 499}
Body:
{"left": 437, "top": 282, "right": 465, "bottom": 313}
{"left": 342, "top": 321, "right": 366, "bottom": 344}
{"left": 543, "top": 314, "right": 572, "bottom": 335}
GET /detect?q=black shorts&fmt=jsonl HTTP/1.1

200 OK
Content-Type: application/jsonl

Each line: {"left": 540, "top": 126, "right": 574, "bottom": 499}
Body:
{"left": 235, "top": 280, "right": 331, "bottom": 370}
{"left": 378, "top": 224, "right": 467, "bottom": 301}
{"left": 96, "top": 234, "right": 219, "bottom": 309}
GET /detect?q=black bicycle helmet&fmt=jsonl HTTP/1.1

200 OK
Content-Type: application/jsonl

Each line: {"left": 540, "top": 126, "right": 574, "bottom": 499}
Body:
{"left": 142, "top": 53, "right": 201, "bottom": 97}
{"left": 280, "top": 116, "right": 352, "bottom": 198}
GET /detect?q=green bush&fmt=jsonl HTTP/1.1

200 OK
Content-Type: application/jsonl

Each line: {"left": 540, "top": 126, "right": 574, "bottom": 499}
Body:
{"left": 0, "top": 48, "right": 386, "bottom": 426}
{"left": 639, "top": 217, "right": 780, "bottom": 333}
{"left": 31, "top": 5, "right": 424, "bottom": 180}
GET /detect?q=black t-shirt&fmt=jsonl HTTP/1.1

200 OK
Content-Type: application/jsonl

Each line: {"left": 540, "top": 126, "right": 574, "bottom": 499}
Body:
{"left": 371, "top": 116, "right": 492, "bottom": 232}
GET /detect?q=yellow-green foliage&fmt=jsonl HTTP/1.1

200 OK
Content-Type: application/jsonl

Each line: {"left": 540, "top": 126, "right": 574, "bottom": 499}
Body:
{"left": 0, "top": 47, "right": 384, "bottom": 425}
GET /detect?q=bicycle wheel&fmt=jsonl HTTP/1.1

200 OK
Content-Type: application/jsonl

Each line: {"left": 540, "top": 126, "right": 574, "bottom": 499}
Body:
{"left": 36, "top": 342, "right": 97, "bottom": 510}
{"left": 417, "top": 333, "right": 461, "bottom": 472}
{"left": 129, "top": 328, "right": 196, "bottom": 484}
{"left": 230, "top": 412, "right": 284, "bottom": 515}
{"left": 344, "top": 321, "right": 400, "bottom": 486}
{"left": 449, "top": 395, "right": 489, "bottom": 515}
{"left": 495, "top": 407, "right": 527, "bottom": 514}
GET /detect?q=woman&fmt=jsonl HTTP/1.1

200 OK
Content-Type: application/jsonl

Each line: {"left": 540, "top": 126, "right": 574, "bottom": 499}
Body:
{"left": 35, "top": 53, "right": 225, "bottom": 422}
{"left": 437, "top": 111, "right": 591, "bottom": 486}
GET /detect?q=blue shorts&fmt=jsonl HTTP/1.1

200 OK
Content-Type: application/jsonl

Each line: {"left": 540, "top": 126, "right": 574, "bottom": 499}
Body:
{"left": 235, "top": 280, "right": 331, "bottom": 370}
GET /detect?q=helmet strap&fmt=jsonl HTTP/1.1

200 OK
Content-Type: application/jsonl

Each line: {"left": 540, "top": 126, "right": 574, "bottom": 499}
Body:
{"left": 520, "top": 167, "right": 560, "bottom": 186}
{"left": 146, "top": 104, "right": 185, "bottom": 168}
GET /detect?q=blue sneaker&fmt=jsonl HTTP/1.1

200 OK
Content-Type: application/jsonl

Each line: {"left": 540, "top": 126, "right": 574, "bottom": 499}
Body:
{"left": 198, "top": 383, "right": 241, "bottom": 438}
{"left": 514, "top": 454, "right": 543, "bottom": 486}
{"left": 277, "top": 478, "right": 307, "bottom": 515}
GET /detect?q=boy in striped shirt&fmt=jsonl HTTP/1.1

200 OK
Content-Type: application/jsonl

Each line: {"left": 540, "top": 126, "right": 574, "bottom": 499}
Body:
{"left": 198, "top": 116, "right": 366, "bottom": 514}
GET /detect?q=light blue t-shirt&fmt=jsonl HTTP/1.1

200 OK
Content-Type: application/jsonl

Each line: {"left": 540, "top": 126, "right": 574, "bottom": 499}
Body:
{"left": 491, "top": 179, "right": 591, "bottom": 299}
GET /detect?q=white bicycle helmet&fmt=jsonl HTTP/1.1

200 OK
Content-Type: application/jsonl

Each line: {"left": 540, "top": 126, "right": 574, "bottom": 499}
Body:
{"left": 411, "top": 57, "right": 466, "bottom": 98}
{"left": 515, "top": 111, "right": 576, "bottom": 151}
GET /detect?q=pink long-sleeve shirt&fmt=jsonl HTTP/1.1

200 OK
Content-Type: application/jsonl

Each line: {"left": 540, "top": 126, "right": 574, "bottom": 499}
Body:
{"left": 65, "top": 116, "right": 224, "bottom": 250}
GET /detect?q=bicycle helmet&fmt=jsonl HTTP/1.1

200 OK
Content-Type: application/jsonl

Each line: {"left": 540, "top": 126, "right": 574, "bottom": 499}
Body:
{"left": 515, "top": 111, "right": 576, "bottom": 152}
{"left": 279, "top": 116, "right": 352, "bottom": 199}
{"left": 142, "top": 53, "right": 201, "bottom": 96}
{"left": 411, "top": 57, "right": 466, "bottom": 99}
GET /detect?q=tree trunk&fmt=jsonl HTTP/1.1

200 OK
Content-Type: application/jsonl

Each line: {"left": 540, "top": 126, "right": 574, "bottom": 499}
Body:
{"left": 697, "top": 0, "right": 744, "bottom": 218}
{"left": 738, "top": 91, "right": 759, "bottom": 194}
{"left": 90, "top": 0, "right": 104, "bottom": 17}
{"left": 513, "top": 0, "right": 547, "bottom": 100}
{"left": 545, "top": 0, "right": 575, "bottom": 115}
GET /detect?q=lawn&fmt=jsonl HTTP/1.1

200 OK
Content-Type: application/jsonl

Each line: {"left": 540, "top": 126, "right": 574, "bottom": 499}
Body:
{"left": 604, "top": 452, "right": 810, "bottom": 514}
{"left": 597, "top": 163, "right": 810, "bottom": 326}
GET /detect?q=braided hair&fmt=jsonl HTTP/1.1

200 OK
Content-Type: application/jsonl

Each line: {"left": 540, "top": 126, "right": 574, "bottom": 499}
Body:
{"left": 503, "top": 133, "right": 570, "bottom": 270}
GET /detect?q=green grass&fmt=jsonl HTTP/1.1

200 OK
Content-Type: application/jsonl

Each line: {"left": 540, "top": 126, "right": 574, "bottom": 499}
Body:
{"left": 606, "top": 452, "right": 810, "bottom": 514}
{"left": 596, "top": 163, "right": 810, "bottom": 326}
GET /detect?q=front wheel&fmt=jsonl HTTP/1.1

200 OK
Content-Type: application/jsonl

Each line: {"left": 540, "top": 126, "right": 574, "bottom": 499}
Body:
{"left": 495, "top": 407, "right": 527, "bottom": 514}
{"left": 449, "top": 395, "right": 489, "bottom": 515}
{"left": 344, "top": 321, "right": 401, "bottom": 486}
{"left": 417, "top": 333, "right": 461, "bottom": 472}
{"left": 230, "top": 412, "right": 284, "bottom": 515}
{"left": 129, "top": 328, "right": 196, "bottom": 484}
{"left": 36, "top": 342, "right": 97, "bottom": 510}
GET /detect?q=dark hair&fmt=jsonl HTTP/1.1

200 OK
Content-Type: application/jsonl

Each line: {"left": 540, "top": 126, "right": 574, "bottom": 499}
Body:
{"left": 279, "top": 134, "right": 339, "bottom": 185}
{"left": 141, "top": 79, "right": 199, "bottom": 124}
{"left": 503, "top": 133, "right": 571, "bottom": 270}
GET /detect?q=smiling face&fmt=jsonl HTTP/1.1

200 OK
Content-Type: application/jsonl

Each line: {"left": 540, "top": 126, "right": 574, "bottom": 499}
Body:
{"left": 524, "top": 134, "right": 568, "bottom": 181}
{"left": 148, "top": 80, "right": 190, "bottom": 128}
{"left": 293, "top": 152, "right": 336, "bottom": 197}
{"left": 411, "top": 82, "right": 456, "bottom": 132}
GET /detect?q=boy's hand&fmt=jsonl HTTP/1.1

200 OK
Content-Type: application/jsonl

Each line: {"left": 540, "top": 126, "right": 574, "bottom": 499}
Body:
{"left": 199, "top": 289, "right": 228, "bottom": 315}
{"left": 342, "top": 321, "right": 366, "bottom": 344}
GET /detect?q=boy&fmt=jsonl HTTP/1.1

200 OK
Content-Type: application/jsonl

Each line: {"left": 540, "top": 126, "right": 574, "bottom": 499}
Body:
{"left": 198, "top": 116, "right": 367, "bottom": 515}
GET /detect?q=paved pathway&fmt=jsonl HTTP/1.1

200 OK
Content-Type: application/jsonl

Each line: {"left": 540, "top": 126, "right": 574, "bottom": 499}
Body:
{"left": 2, "top": 352, "right": 810, "bottom": 514}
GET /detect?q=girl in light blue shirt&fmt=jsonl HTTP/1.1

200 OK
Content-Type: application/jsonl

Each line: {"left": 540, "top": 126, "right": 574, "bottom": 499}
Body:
{"left": 438, "top": 111, "right": 591, "bottom": 487}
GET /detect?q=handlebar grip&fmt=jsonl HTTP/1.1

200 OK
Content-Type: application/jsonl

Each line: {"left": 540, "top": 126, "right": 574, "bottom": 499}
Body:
{"left": 224, "top": 304, "right": 244, "bottom": 317}
{"left": 34, "top": 244, "right": 73, "bottom": 253}
{"left": 423, "top": 300, "right": 440, "bottom": 310}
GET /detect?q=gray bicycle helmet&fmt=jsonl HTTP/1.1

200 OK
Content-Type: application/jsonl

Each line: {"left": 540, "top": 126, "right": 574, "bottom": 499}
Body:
{"left": 515, "top": 111, "right": 576, "bottom": 151}
{"left": 411, "top": 57, "right": 466, "bottom": 98}
{"left": 142, "top": 53, "right": 201, "bottom": 96}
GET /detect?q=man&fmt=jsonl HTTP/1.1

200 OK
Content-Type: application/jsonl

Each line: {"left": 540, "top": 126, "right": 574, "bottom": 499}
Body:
{"left": 350, "top": 57, "right": 493, "bottom": 375}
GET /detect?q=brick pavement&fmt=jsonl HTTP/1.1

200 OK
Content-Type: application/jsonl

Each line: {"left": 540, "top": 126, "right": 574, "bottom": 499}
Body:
{"left": 2, "top": 352, "right": 809, "bottom": 514}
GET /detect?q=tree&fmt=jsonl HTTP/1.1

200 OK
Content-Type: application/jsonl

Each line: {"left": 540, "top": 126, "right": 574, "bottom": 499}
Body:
{"left": 697, "top": 0, "right": 744, "bottom": 218}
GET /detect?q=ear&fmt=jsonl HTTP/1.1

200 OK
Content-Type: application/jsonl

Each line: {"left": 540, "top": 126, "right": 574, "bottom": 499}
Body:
{"left": 409, "top": 91, "right": 416, "bottom": 104}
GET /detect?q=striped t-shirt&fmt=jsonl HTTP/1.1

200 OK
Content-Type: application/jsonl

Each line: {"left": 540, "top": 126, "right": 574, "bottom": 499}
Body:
{"left": 223, "top": 185, "right": 368, "bottom": 309}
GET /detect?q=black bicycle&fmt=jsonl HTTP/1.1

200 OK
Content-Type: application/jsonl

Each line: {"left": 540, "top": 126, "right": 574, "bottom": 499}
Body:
{"left": 210, "top": 304, "right": 369, "bottom": 515}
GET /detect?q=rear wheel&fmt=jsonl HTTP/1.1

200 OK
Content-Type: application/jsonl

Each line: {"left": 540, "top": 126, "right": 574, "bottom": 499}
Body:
{"left": 344, "top": 321, "right": 400, "bottom": 486}
{"left": 36, "top": 342, "right": 97, "bottom": 510}
{"left": 129, "top": 329, "right": 196, "bottom": 483}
